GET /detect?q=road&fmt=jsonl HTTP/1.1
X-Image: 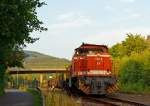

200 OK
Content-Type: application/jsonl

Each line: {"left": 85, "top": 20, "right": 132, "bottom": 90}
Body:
{"left": 0, "top": 89, "right": 34, "bottom": 106}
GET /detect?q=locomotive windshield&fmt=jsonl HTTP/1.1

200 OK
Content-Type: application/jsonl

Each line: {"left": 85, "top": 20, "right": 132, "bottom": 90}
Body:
{"left": 77, "top": 48, "right": 103, "bottom": 54}
{"left": 75, "top": 43, "right": 108, "bottom": 55}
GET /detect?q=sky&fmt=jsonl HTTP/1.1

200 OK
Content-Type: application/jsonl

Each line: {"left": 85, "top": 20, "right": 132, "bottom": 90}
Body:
{"left": 25, "top": 0, "right": 150, "bottom": 59}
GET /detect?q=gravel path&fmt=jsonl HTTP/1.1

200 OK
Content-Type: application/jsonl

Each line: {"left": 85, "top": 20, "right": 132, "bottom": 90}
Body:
{"left": 0, "top": 89, "right": 34, "bottom": 106}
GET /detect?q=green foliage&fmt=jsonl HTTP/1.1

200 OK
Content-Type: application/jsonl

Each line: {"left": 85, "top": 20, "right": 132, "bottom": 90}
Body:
{"left": 0, "top": 0, "right": 46, "bottom": 95}
{"left": 110, "top": 33, "right": 150, "bottom": 93}
{"left": 109, "top": 43, "right": 123, "bottom": 58}
{"left": 120, "top": 55, "right": 143, "bottom": 84}
{"left": 141, "top": 50, "right": 150, "bottom": 86}
{"left": 0, "top": 0, "right": 47, "bottom": 67}
{"left": 119, "top": 82, "right": 145, "bottom": 93}
{"left": 122, "top": 34, "right": 148, "bottom": 55}
{"left": 119, "top": 50, "right": 150, "bottom": 93}
{"left": 27, "top": 88, "right": 42, "bottom": 106}
{"left": 109, "top": 33, "right": 148, "bottom": 58}
{"left": 0, "top": 65, "right": 6, "bottom": 96}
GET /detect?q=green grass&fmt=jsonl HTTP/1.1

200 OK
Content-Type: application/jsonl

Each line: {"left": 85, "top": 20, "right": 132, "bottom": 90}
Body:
{"left": 27, "top": 88, "right": 43, "bottom": 106}
{"left": 24, "top": 51, "right": 70, "bottom": 69}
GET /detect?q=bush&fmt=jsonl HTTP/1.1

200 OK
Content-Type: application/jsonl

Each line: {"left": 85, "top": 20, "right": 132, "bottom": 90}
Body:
{"left": 119, "top": 50, "right": 150, "bottom": 93}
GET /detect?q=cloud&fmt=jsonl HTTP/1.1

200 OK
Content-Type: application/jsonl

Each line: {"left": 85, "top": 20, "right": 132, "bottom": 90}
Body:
{"left": 47, "top": 12, "right": 94, "bottom": 35}
{"left": 104, "top": 5, "right": 113, "bottom": 10}
{"left": 55, "top": 12, "right": 92, "bottom": 28}
{"left": 130, "top": 13, "right": 141, "bottom": 18}
{"left": 124, "top": 8, "right": 132, "bottom": 13}
{"left": 84, "top": 27, "right": 150, "bottom": 46}
{"left": 119, "top": 0, "right": 135, "bottom": 3}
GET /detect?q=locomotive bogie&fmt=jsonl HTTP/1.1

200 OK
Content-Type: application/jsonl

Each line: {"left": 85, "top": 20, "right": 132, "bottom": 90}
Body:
{"left": 69, "top": 76, "right": 116, "bottom": 95}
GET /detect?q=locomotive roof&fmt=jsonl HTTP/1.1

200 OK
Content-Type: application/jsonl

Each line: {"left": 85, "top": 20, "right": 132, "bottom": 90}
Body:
{"left": 75, "top": 43, "right": 108, "bottom": 51}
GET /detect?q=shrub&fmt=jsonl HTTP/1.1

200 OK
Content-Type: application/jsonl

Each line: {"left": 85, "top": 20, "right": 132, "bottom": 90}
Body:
{"left": 119, "top": 50, "right": 150, "bottom": 93}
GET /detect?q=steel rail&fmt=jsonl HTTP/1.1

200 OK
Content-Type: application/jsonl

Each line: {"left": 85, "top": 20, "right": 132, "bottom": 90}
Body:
{"left": 105, "top": 96, "right": 149, "bottom": 106}
{"left": 82, "top": 96, "right": 149, "bottom": 106}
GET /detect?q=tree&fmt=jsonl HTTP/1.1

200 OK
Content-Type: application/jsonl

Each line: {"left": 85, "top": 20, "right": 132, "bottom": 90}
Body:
{"left": 122, "top": 33, "right": 148, "bottom": 56}
{"left": 110, "top": 34, "right": 150, "bottom": 93}
{"left": 109, "top": 43, "right": 123, "bottom": 58}
{"left": 0, "top": 0, "right": 47, "bottom": 95}
{"left": 109, "top": 33, "right": 148, "bottom": 58}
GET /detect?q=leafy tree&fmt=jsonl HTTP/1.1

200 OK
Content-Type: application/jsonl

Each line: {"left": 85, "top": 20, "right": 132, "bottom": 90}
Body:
{"left": 109, "top": 43, "right": 124, "bottom": 58}
{"left": 110, "top": 33, "right": 150, "bottom": 93}
{"left": 122, "top": 33, "right": 148, "bottom": 56}
{"left": 109, "top": 33, "right": 148, "bottom": 58}
{"left": 0, "top": 0, "right": 47, "bottom": 95}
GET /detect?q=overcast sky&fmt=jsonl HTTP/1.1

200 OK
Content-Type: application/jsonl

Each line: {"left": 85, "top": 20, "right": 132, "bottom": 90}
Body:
{"left": 25, "top": 0, "right": 150, "bottom": 59}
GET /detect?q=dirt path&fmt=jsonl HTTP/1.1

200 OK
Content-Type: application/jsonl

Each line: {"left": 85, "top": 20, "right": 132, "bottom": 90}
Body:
{"left": 0, "top": 89, "right": 34, "bottom": 106}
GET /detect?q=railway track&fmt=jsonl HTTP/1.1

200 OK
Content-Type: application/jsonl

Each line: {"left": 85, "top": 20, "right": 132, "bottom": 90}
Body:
{"left": 82, "top": 95, "right": 149, "bottom": 106}
{"left": 41, "top": 85, "right": 149, "bottom": 106}
{"left": 59, "top": 83, "right": 150, "bottom": 106}
{"left": 106, "top": 96, "right": 148, "bottom": 106}
{"left": 61, "top": 83, "right": 149, "bottom": 106}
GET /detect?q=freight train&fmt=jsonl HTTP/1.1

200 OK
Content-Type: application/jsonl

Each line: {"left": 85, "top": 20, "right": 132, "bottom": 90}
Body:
{"left": 68, "top": 43, "right": 117, "bottom": 95}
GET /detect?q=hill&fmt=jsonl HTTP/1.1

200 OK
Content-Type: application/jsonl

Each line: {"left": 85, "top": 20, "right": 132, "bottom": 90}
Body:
{"left": 23, "top": 51, "right": 70, "bottom": 69}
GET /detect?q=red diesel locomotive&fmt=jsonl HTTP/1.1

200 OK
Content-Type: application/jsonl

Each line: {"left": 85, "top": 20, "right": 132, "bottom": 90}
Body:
{"left": 69, "top": 43, "right": 117, "bottom": 95}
